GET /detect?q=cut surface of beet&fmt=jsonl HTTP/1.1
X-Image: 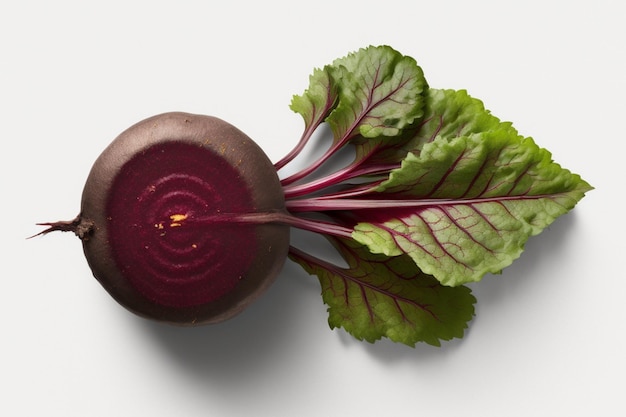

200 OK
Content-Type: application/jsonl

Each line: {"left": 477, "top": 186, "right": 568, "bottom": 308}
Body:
{"left": 107, "top": 141, "right": 256, "bottom": 308}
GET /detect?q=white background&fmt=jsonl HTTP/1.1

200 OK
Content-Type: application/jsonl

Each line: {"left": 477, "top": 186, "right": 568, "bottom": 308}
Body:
{"left": 2, "top": 1, "right": 623, "bottom": 416}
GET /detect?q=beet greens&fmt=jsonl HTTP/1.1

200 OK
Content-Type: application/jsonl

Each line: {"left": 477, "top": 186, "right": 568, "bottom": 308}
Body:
{"left": 273, "top": 45, "right": 590, "bottom": 346}
{"left": 37, "top": 45, "right": 591, "bottom": 347}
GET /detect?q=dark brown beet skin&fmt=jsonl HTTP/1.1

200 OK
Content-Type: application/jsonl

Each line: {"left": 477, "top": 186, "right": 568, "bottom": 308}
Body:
{"left": 46, "top": 113, "right": 290, "bottom": 325}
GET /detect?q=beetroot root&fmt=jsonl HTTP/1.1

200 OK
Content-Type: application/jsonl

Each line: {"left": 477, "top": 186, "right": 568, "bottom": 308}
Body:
{"left": 38, "top": 113, "right": 290, "bottom": 325}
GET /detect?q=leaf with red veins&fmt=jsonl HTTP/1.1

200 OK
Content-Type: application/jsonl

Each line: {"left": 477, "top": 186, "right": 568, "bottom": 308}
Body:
{"left": 279, "top": 46, "right": 425, "bottom": 185}
{"left": 413, "top": 89, "right": 517, "bottom": 147}
{"left": 290, "top": 66, "right": 338, "bottom": 132}
{"left": 354, "top": 88, "right": 515, "bottom": 165}
{"left": 326, "top": 45, "right": 427, "bottom": 144}
{"left": 352, "top": 131, "right": 593, "bottom": 286}
{"left": 289, "top": 238, "right": 476, "bottom": 347}
{"left": 323, "top": 88, "right": 520, "bottom": 199}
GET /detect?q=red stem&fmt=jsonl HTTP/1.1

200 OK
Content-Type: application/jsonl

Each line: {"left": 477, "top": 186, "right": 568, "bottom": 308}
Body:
{"left": 188, "top": 210, "right": 353, "bottom": 238}
{"left": 274, "top": 124, "right": 316, "bottom": 171}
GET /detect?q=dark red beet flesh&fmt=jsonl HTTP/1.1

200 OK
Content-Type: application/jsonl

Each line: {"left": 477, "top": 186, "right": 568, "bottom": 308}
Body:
{"left": 106, "top": 141, "right": 256, "bottom": 308}
{"left": 48, "top": 113, "right": 290, "bottom": 325}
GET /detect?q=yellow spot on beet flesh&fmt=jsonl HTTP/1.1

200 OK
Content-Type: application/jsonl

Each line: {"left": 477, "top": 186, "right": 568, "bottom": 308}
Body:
{"left": 169, "top": 213, "right": 188, "bottom": 227}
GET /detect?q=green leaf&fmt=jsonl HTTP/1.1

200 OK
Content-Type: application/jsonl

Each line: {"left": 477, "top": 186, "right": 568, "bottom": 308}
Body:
{"left": 352, "top": 131, "right": 593, "bottom": 286}
{"left": 352, "top": 88, "right": 517, "bottom": 165}
{"left": 289, "top": 238, "right": 476, "bottom": 347}
{"left": 326, "top": 45, "right": 427, "bottom": 142}
{"left": 415, "top": 88, "right": 517, "bottom": 145}
{"left": 340, "top": 88, "right": 519, "bottom": 193}
{"left": 290, "top": 67, "right": 338, "bottom": 131}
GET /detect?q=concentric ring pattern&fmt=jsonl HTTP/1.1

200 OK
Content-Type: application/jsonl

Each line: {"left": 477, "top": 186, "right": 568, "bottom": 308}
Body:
{"left": 106, "top": 141, "right": 256, "bottom": 307}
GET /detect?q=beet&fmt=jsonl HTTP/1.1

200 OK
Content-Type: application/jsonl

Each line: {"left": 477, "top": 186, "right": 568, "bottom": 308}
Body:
{"left": 39, "top": 112, "right": 290, "bottom": 325}
{"left": 33, "top": 46, "right": 592, "bottom": 347}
